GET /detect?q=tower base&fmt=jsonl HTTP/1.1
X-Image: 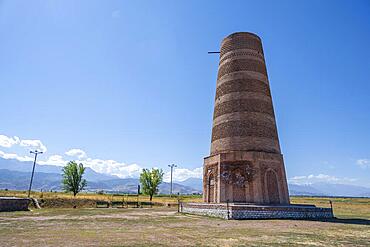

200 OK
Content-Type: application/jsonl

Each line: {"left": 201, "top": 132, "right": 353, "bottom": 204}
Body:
{"left": 180, "top": 203, "right": 334, "bottom": 220}
{"left": 203, "top": 151, "right": 290, "bottom": 204}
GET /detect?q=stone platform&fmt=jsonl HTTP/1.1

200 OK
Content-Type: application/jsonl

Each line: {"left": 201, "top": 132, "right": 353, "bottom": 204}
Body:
{"left": 180, "top": 202, "right": 334, "bottom": 220}
{"left": 0, "top": 197, "right": 31, "bottom": 212}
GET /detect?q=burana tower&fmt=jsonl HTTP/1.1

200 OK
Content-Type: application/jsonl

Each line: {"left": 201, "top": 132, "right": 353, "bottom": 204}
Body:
{"left": 203, "top": 32, "right": 290, "bottom": 204}
{"left": 180, "top": 32, "right": 333, "bottom": 219}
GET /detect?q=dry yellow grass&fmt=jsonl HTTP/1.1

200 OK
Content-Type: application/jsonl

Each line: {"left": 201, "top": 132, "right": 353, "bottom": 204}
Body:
{"left": 0, "top": 191, "right": 369, "bottom": 246}
{"left": 1, "top": 190, "right": 369, "bottom": 219}
{"left": 0, "top": 190, "right": 202, "bottom": 204}
{"left": 291, "top": 196, "right": 370, "bottom": 219}
{"left": 0, "top": 206, "right": 369, "bottom": 246}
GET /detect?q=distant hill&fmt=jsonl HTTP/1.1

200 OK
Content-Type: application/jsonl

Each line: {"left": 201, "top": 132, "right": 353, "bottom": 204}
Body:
{"left": 0, "top": 169, "right": 61, "bottom": 191}
{"left": 158, "top": 181, "right": 200, "bottom": 194}
{"left": 288, "top": 184, "right": 326, "bottom": 196}
{"left": 288, "top": 183, "right": 370, "bottom": 197}
{"left": 0, "top": 157, "right": 120, "bottom": 181}
{"left": 0, "top": 168, "right": 201, "bottom": 194}
{"left": 177, "top": 178, "right": 203, "bottom": 191}
{"left": 1, "top": 158, "right": 369, "bottom": 197}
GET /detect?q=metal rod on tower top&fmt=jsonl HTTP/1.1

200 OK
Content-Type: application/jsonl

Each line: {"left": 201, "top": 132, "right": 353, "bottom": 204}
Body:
{"left": 168, "top": 164, "right": 177, "bottom": 197}
{"left": 28, "top": 150, "right": 43, "bottom": 198}
{"left": 208, "top": 51, "right": 220, "bottom": 54}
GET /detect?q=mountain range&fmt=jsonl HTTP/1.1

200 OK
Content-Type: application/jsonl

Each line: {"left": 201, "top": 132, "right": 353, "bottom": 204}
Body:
{"left": 0, "top": 158, "right": 200, "bottom": 194}
{"left": 0, "top": 157, "right": 369, "bottom": 197}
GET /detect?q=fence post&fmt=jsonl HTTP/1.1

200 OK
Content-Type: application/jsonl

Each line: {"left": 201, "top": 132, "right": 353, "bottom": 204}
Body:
{"left": 329, "top": 200, "right": 334, "bottom": 216}
{"left": 226, "top": 200, "right": 230, "bottom": 220}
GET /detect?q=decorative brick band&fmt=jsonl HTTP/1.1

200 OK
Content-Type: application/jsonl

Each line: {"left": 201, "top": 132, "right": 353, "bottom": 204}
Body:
{"left": 213, "top": 98, "right": 274, "bottom": 119}
{"left": 210, "top": 136, "right": 281, "bottom": 154}
{"left": 215, "top": 78, "right": 271, "bottom": 100}
{"left": 213, "top": 112, "right": 276, "bottom": 128}
{"left": 215, "top": 92, "right": 272, "bottom": 107}
{"left": 219, "top": 49, "right": 265, "bottom": 65}
{"left": 217, "top": 71, "right": 269, "bottom": 87}
{"left": 211, "top": 120, "right": 278, "bottom": 142}
{"left": 221, "top": 36, "right": 263, "bottom": 57}
{"left": 217, "top": 59, "right": 267, "bottom": 80}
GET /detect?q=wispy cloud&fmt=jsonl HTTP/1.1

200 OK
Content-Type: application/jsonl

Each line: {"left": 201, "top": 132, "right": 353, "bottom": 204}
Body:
{"left": 0, "top": 133, "right": 143, "bottom": 178}
{"left": 81, "top": 158, "right": 142, "bottom": 178}
{"left": 39, "top": 155, "right": 66, "bottom": 166}
{"left": 19, "top": 139, "right": 47, "bottom": 152}
{"left": 65, "top": 149, "right": 86, "bottom": 159}
{"left": 0, "top": 136, "right": 203, "bottom": 180}
{"left": 289, "top": 174, "right": 357, "bottom": 185}
{"left": 0, "top": 150, "right": 34, "bottom": 162}
{"left": 0, "top": 135, "right": 20, "bottom": 148}
{"left": 164, "top": 167, "right": 203, "bottom": 182}
{"left": 357, "top": 159, "right": 370, "bottom": 168}
{"left": 0, "top": 134, "right": 46, "bottom": 152}
{"left": 38, "top": 153, "right": 142, "bottom": 178}
{"left": 38, "top": 150, "right": 142, "bottom": 178}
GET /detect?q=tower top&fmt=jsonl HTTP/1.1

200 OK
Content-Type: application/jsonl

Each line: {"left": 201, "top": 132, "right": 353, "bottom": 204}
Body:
{"left": 222, "top": 32, "right": 262, "bottom": 42}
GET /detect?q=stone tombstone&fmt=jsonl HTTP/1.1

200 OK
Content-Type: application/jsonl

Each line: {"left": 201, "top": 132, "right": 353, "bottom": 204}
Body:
{"left": 203, "top": 32, "right": 290, "bottom": 205}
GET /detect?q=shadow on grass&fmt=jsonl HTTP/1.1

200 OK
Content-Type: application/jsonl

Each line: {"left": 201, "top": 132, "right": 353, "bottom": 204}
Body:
{"left": 314, "top": 218, "right": 370, "bottom": 226}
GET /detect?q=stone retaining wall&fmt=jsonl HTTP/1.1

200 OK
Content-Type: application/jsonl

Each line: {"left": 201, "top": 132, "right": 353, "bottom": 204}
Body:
{"left": 0, "top": 197, "right": 30, "bottom": 212}
{"left": 180, "top": 203, "right": 334, "bottom": 220}
{"left": 181, "top": 203, "right": 229, "bottom": 219}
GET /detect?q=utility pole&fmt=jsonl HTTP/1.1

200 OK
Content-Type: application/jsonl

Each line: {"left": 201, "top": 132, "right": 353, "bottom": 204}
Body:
{"left": 28, "top": 150, "right": 43, "bottom": 198}
{"left": 168, "top": 164, "right": 177, "bottom": 197}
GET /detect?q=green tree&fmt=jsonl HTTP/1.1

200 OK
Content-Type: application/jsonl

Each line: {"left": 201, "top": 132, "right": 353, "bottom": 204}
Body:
{"left": 62, "top": 161, "right": 87, "bottom": 196}
{"left": 139, "top": 168, "right": 164, "bottom": 201}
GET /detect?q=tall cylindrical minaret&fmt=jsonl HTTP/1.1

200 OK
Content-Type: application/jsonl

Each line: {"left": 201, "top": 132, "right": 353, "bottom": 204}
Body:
{"left": 203, "top": 32, "right": 289, "bottom": 205}
{"left": 211, "top": 32, "right": 281, "bottom": 155}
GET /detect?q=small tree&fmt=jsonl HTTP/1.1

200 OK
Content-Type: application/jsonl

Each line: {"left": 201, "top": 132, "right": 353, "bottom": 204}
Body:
{"left": 62, "top": 161, "right": 87, "bottom": 197}
{"left": 139, "top": 168, "right": 164, "bottom": 201}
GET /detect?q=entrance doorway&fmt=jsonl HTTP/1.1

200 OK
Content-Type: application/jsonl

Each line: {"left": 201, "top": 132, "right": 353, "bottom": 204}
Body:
{"left": 266, "top": 170, "right": 280, "bottom": 204}
{"left": 208, "top": 174, "right": 215, "bottom": 203}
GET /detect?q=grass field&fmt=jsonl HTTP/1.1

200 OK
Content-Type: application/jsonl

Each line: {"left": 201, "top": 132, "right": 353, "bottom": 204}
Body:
{"left": 0, "top": 190, "right": 202, "bottom": 204}
{"left": 0, "top": 192, "right": 369, "bottom": 246}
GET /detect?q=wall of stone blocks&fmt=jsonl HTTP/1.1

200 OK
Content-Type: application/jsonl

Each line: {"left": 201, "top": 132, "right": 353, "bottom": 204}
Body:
{"left": 230, "top": 209, "right": 333, "bottom": 220}
{"left": 181, "top": 206, "right": 229, "bottom": 219}
{"left": 180, "top": 203, "right": 334, "bottom": 220}
{"left": 0, "top": 197, "right": 30, "bottom": 212}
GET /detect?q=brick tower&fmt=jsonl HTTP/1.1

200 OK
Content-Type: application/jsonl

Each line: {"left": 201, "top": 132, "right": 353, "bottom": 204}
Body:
{"left": 203, "top": 32, "right": 290, "bottom": 204}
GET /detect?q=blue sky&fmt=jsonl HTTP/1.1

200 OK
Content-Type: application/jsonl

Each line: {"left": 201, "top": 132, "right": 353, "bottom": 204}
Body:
{"left": 0, "top": 0, "right": 369, "bottom": 185}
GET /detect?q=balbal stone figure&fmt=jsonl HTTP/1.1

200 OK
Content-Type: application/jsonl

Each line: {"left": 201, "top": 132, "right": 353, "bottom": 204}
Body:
{"left": 203, "top": 32, "right": 290, "bottom": 204}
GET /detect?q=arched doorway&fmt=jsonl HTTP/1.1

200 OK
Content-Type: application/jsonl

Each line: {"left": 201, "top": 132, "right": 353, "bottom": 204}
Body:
{"left": 208, "top": 174, "right": 215, "bottom": 203}
{"left": 265, "top": 169, "right": 280, "bottom": 204}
